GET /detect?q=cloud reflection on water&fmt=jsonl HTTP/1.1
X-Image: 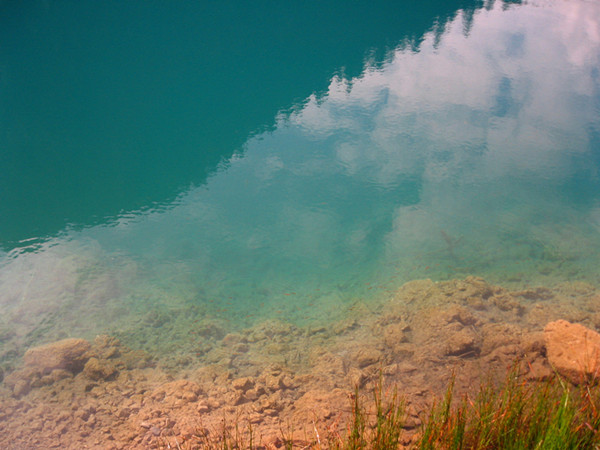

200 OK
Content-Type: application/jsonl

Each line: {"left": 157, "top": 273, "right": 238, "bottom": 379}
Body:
{"left": 1, "top": 0, "right": 600, "bottom": 352}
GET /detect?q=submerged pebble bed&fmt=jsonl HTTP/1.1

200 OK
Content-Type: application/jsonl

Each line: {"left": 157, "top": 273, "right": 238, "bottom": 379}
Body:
{"left": 0, "top": 277, "right": 598, "bottom": 448}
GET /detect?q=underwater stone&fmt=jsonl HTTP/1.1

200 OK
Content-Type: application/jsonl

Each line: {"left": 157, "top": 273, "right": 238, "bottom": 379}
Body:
{"left": 355, "top": 348, "right": 382, "bottom": 368}
{"left": 12, "top": 379, "right": 30, "bottom": 398}
{"left": 445, "top": 328, "right": 479, "bottom": 357}
{"left": 544, "top": 320, "right": 600, "bottom": 384}
{"left": 83, "top": 357, "right": 117, "bottom": 381}
{"left": 221, "top": 333, "right": 243, "bottom": 346}
{"left": 23, "top": 338, "right": 91, "bottom": 375}
{"left": 383, "top": 323, "right": 410, "bottom": 347}
{"left": 232, "top": 377, "right": 254, "bottom": 392}
{"left": 151, "top": 379, "right": 203, "bottom": 406}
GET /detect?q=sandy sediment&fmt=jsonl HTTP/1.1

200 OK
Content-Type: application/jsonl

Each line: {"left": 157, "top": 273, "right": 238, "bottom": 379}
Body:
{"left": 1, "top": 276, "right": 599, "bottom": 449}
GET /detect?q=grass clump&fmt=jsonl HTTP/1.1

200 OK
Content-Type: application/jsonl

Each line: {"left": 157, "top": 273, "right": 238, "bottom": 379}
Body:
{"left": 159, "top": 417, "right": 258, "bottom": 450}
{"left": 160, "top": 365, "right": 600, "bottom": 449}
{"left": 326, "top": 378, "right": 406, "bottom": 449}
{"left": 418, "top": 366, "right": 600, "bottom": 449}
{"left": 316, "top": 365, "right": 600, "bottom": 449}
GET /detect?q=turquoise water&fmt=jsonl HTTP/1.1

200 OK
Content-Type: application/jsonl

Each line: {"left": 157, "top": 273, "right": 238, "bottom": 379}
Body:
{"left": 0, "top": 0, "right": 476, "bottom": 247}
{"left": 1, "top": 0, "right": 600, "bottom": 360}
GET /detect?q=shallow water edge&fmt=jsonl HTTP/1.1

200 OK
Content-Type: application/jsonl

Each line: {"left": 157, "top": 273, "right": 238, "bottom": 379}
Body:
{"left": 0, "top": 275, "right": 598, "bottom": 448}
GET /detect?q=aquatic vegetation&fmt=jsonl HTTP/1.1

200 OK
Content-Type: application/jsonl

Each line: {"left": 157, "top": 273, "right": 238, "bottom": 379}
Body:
{"left": 418, "top": 367, "right": 600, "bottom": 450}
{"left": 160, "top": 367, "right": 600, "bottom": 449}
{"left": 327, "top": 366, "right": 600, "bottom": 449}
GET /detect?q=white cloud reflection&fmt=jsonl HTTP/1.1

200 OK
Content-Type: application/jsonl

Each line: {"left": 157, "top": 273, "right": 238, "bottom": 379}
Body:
{"left": 1, "top": 0, "right": 600, "bottom": 347}
{"left": 289, "top": 0, "right": 599, "bottom": 184}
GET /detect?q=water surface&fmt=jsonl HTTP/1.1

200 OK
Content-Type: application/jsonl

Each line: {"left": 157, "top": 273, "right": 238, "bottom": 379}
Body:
{"left": 1, "top": 0, "right": 600, "bottom": 365}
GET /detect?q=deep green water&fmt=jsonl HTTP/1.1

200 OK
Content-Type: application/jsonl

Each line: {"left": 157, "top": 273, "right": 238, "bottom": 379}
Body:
{"left": 0, "top": 0, "right": 480, "bottom": 247}
{"left": 1, "top": 0, "right": 600, "bottom": 360}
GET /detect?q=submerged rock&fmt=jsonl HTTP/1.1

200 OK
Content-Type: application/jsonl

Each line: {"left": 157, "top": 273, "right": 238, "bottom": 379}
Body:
{"left": 445, "top": 328, "right": 479, "bottom": 357}
{"left": 4, "top": 338, "right": 91, "bottom": 397}
{"left": 83, "top": 357, "right": 117, "bottom": 381}
{"left": 544, "top": 320, "right": 600, "bottom": 384}
{"left": 23, "top": 338, "right": 91, "bottom": 375}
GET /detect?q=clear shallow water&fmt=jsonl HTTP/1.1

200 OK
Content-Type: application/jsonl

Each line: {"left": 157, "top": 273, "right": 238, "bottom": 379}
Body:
{"left": 1, "top": 0, "right": 600, "bottom": 362}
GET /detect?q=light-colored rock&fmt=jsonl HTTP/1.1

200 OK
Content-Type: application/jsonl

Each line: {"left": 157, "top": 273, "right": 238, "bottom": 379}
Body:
{"left": 544, "top": 320, "right": 600, "bottom": 384}
{"left": 383, "top": 323, "right": 410, "bottom": 347}
{"left": 151, "top": 379, "right": 202, "bottom": 404}
{"left": 354, "top": 347, "right": 382, "bottom": 368}
{"left": 12, "top": 379, "right": 30, "bottom": 398}
{"left": 294, "top": 388, "right": 347, "bottom": 422}
{"left": 23, "top": 338, "right": 91, "bottom": 375}
{"left": 232, "top": 377, "right": 254, "bottom": 392}
{"left": 445, "top": 328, "right": 479, "bottom": 356}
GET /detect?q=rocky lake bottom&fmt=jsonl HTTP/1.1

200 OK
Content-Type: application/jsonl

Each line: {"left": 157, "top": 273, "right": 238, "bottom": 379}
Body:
{"left": 1, "top": 276, "right": 599, "bottom": 449}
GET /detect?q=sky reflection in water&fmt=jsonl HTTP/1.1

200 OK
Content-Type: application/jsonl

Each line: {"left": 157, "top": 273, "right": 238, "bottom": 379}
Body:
{"left": 1, "top": 0, "right": 600, "bottom": 353}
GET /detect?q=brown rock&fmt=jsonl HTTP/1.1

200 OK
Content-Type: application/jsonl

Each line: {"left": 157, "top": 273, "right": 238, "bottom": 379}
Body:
{"left": 524, "top": 358, "right": 553, "bottom": 381}
{"left": 383, "top": 323, "right": 410, "bottom": 347}
{"left": 354, "top": 348, "right": 382, "bottom": 368}
{"left": 195, "top": 401, "right": 211, "bottom": 414}
{"left": 262, "top": 374, "right": 284, "bottom": 392}
{"left": 544, "top": 320, "right": 600, "bottom": 384}
{"left": 245, "top": 388, "right": 260, "bottom": 401}
{"left": 93, "top": 335, "right": 121, "bottom": 359}
{"left": 24, "top": 338, "right": 91, "bottom": 375}
{"left": 347, "top": 368, "right": 367, "bottom": 387}
{"left": 440, "top": 305, "right": 477, "bottom": 326}
{"left": 221, "top": 333, "right": 243, "bottom": 346}
{"left": 445, "top": 328, "right": 479, "bottom": 357}
{"left": 151, "top": 379, "right": 202, "bottom": 404}
{"left": 50, "top": 369, "right": 73, "bottom": 383}
{"left": 83, "top": 357, "right": 117, "bottom": 381}
{"left": 12, "top": 379, "right": 30, "bottom": 398}
{"left": 294, "top": 388, "right": 347, "bottom": 421}
{"left": 232, "top": 377, "right": 254, "bottom": 392}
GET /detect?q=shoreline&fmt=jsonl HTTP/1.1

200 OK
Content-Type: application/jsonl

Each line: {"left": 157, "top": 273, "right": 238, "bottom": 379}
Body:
{"left": 1, "top": 276, "right": 598, "bottom": 448}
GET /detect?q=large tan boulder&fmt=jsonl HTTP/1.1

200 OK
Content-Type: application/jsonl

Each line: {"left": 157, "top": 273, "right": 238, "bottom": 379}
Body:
{"left": 544, "top": 320, "right": 600, "bottom": 384}
{"left": 23, "top": 338, "right": 91, "bottom": 375}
